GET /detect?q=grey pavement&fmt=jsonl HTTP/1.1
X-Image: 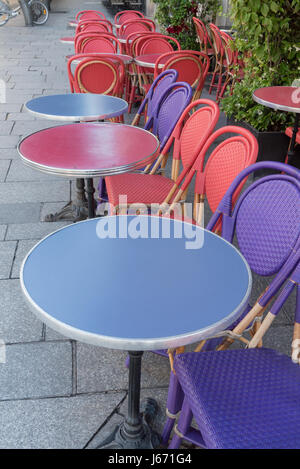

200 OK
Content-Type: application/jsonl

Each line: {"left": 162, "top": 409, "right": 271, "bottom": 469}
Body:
{"left": 0, "top": 0, "right": 296, "bottom": 450}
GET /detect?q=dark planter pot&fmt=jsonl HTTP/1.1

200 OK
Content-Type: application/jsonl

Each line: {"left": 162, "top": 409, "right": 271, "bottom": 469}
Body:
{"left": 226, "top": 117, "right": 290, "bottom": 176}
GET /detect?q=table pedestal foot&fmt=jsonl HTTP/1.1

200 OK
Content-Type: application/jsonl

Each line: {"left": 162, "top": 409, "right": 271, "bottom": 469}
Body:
{"left": 97, "top": 351, "right": 161, "bottom": 449}
{"left": 43, "top": 200, "right": 88, "bottom": 222}
{"left": 97, "top": 399, "right": 160, "bottom": 449}
{"left": 44, "top": 178, "right": 92, "bottom": 222}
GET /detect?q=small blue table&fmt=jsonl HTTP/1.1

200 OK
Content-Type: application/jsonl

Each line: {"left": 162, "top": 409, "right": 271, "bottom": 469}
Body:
{"left": 20, "top": 216, "right": 252, "bottom": 448}
{"left": 25, "top": 94, "right": 128, "bottom": 122}
{"left": 24, "top": 93, "right": 128, "bottom": 222}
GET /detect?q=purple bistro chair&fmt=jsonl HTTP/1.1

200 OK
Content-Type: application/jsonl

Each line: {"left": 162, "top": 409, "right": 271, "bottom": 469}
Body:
{"left": 98, "top": 70, "right": 178, "bottom": 206}
{"left": 97, "top": 80, "right": 193, "bottom": 210}
{"left": 131, "top": 69, "right": 179, "bottom": 127}
{"left": 162, "top": 161, "right": 300, "bottom": 447}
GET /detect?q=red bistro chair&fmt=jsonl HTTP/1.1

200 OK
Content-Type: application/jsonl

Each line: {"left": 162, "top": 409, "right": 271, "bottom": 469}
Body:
{"left": 208, "top": 23, "right": 227, "bottom": 98}
{"left": 285, "top": 127, "right": 300, "bottom": 164}
{"left": 114, "top": 9, "right": 144, "bottom": 26}
{"left": 75, "top": 33, "right": 121, "bottom": 54}
{"left": 217, "top": 30, "right": 244, "bottom": 101}
{"left": 171, "top": 126, "right": 259, "bottom": 228}
{"left": 118, "top": 19, "right": 156, "bottom": 39}
{"left": 76, "top": 10, "right": 106, "bottom": 22}
{"left": 105, "top": 99, "right": 220, "bottom": 214}
{"left": 130, "top": 35, "right": 182, "bottom": 111}
{"left": 193, "top": 17, "right": 214, "bottom": 56}
{"left": 154, "top": 50, "right": 210, "bottom": 101}
{"left": 69, "top": 55, "right": 125, "bottom": 99}
{"left": 124, "top": 32, "right": 165, "bottom": 111}
{"left": 75, "top": 19, "right": 113, "bottom": 34}
{"left": 74, "top": 30, "right": 113, "bottom": 52}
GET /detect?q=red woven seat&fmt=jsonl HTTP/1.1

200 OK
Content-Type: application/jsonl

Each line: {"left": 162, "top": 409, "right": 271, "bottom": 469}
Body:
{"left": 106, "top": 173, "right": 175, "bottom": 207}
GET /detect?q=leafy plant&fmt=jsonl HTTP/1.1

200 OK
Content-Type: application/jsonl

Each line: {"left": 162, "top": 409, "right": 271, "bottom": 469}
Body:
{"left": 153, "top": 0, "right": 220, "bottom": 50}
{"left": 221, "top": 0, "right": 300, "bottom": 131}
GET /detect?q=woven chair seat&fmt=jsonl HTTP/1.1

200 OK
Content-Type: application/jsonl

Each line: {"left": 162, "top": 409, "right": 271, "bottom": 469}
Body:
{"left": 174, "top": 348, "right": 300, "bottom": 449}
{"left": 105, "top": 173, "right": 175, "bottom": 206}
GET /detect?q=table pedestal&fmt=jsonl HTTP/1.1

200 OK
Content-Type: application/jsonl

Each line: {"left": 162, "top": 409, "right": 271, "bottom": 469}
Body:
{"left": 97, "top": 351, "right": 160, "bottom": 449}
{"left": 44, "top": 178, "right": 96, "bottom": 222}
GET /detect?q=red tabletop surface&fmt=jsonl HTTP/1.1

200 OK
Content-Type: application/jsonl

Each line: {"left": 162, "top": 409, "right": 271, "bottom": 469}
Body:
{"left": 253, "top": 86, "right": 300, "bottom": 113}
{"left": 18, "top": 123, "right": 159, "bottom": 176}
{"left": 60, "top": 37, "right": 74, "bottom": 43}
{"left": 66, "top": 53, "right": 132, "bottom": 64}
{"left": 135, "top": 53, "right": 170, "bottom": 68}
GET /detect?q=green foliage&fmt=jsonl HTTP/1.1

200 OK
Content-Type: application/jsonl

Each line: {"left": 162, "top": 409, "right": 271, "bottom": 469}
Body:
{"left": 221, "top": 0, "right": 300, "bottom": 131}
{"left": 153, "top": 0, "right": 220, "bottom": 50}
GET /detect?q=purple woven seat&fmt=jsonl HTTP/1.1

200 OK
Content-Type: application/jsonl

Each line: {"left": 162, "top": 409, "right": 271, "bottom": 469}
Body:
{"left": 172, "top": 348, "right": 300, "bottom": 449}
{"left": 162, "top": 162, "right": 300, "bottom": 447}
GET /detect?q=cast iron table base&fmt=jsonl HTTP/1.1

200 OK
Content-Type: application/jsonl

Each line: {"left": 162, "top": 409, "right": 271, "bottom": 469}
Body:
{"left": 97, "top": 351, "right": 161, "bottom": 449}
{"left": 44, "top": 178, "right": 96, "bottom": 222}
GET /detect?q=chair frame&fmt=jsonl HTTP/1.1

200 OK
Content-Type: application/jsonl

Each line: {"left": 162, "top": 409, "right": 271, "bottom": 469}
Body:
{"left": 154, "top": 50, "right": 210, "bottom": 101}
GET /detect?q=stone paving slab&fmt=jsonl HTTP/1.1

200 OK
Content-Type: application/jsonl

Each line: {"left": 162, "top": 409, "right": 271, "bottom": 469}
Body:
{"left": 0, "top": 392, "right": 126, "bottom": 449}
{"left": 0, "top": 341, "right": 72, "bottom": 400}
{"left": 0, "top": 224, "right": 6, "bottom": 240}
{"left": 11, "top": 238, "right": 41, "bottom": 278}
{"left": 6, "top": 160, "right": 62, "bottom": 182}
{"left": 0, "top": 160, "right": 10, "bottom": 182}
{"left": 6, "top": 221, "right": 70, "bottom": 241}
{"left": 0, "top": 135, "right": 20, "bottom": 148}
{"left": 0, "top": 180, "right": 70, "bottom": 204}
{"left": 0, "top": 202, "right": 41, "bottom": 224}
{"left": 0, "top": 122, "right": 14, "bottom": 136}
{"left": 0, "top": 240, "right": 17, "bottom": 280}
{"left": 0, "top": 279, "right": 43, "bottom": 344}
{"left": 77, "top": 345, "right": 172, "bottom": 394}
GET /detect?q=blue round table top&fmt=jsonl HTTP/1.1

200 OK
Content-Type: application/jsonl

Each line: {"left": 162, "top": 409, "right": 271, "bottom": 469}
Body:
{"left": 25, "top": 94, "right": 128, "bottom": 122}
{"left": 20, "top": 216, "right": 252, "bottom": 351}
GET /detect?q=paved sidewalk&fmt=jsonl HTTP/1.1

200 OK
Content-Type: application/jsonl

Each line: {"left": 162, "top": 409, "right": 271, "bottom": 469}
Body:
{"left": 0, "top": 0, "right": 296, "bottom": 449}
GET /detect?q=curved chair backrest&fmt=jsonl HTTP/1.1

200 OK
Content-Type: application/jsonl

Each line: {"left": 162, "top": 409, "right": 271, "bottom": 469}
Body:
{"left": 208, "top": 23, "right": 224, "bottom": 57}
{"left": 139, "top": 36, "right": 181, "bottom": 55}
{"left": 76, "top": 19, "right": 113, "bottom": 34}
{"left": 220, "top": 30, "right": 236, "bottom": 66}
{"left": 154, "top": 50, "right": 210, "bottom": 99}
{"left": 207, "top": 162, "right": 300, "bottom": 278}
{"left": 76, "top": 10, "right": 106, "bottom": 21}
{"left": 145, "top": 82, "right": 193, "bottom": 152}
{"left": 132, "top": 69, "right": 179, "bottom": 126}
{"left": 73, "top": 57, "right": 123, "bottom": 96}
{"left": 198, "top": 126, "right": 257, "bottom": 208}
{"left": 75, "top": 30, "right": 112, "bottom": 52}
{"left": 119, "top": 19, "right": 156, "bottom": 38}
{"left": 129, "top": 32, "right": 163, "bottom": 56}
{"left": 77, "top": 34, "right": 120, "bottom": 54}
{"left": 161, "top": 99, "right": 220, "bottom": 188}
{"left": 114, "top": 9, "right": 144, "bottom": 25}
{"left": 193, "top": 17, "right": 212, "bottom": 53}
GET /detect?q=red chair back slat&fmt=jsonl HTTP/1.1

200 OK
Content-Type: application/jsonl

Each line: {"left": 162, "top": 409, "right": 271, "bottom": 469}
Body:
{"left": 76, "top": 10, "right": 106, "bottom": 21}
{"left": 74, "top": 57, "right": 120, "bottom": 95}
{"left": 114, "top": 10, "right": 144, "bottom": 25}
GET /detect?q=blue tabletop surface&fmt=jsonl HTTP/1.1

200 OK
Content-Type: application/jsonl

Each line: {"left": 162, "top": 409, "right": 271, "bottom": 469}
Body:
{"left": 21, "top": 216, "right": 251, "bottom": 350}
{"left": 25, "top": 94, "right": 128, "bottom": 122}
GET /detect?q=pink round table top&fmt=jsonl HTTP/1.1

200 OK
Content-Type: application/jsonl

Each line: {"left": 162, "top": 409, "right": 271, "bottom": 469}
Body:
{"left": 18, "top": 123, "right": 159, "bottom": 178}
{"left": 60, "top": 36, "right": 74, "bottom": 44}
{"left": 66, "top": 52, "right": 133, "bottom": 65}
{"left": 253, "top": 86, "right": 300, "bottom": 113}
{"left": 134, "top": 53, "right": 170, "bottom": 68}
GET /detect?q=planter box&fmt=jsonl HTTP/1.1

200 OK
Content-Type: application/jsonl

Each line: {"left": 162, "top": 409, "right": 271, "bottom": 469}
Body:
{"left": 226, "top": 117, "right": 290, "bottom": 176}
